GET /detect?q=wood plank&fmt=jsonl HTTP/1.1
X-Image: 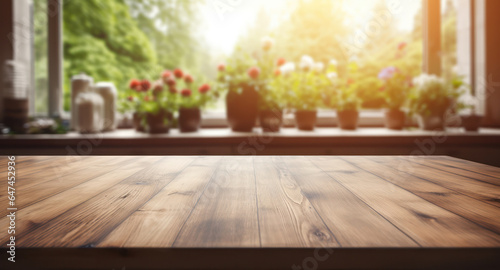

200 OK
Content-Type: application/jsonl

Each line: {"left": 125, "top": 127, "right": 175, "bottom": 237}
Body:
{"left": 0, "top": 156, "right": 138, "bottom": 218}
{"left": 427, "top": 156, "right": 500, "bottom": 181}
{"left": 349, "top": 156, "right": 500, "bottom": 235}
{"left": 282, "top": 156, "right": 417, "bottom": 247}
{"left": 14, "top": 156, "right": 196, "bottom": 247}
{"left": 390, "top": 156, "right": 500, "bottom": 208}
{"left": 0, "top": 156, "right": 163, "bottom": 246}
{"left": 254, "top": 156, "right": 339, "bottom": 247}
{"left": 98, "top": 156, "right": 222, "bottom": 247}
{"left": 173, "top": 156, "right": 260, "bottom": 248}
{"left": 311, "top": 157, "right": 500, "bottom": 247}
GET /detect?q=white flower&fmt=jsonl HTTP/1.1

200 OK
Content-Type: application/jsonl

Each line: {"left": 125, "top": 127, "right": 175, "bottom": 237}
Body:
{"left": 313, "top": 62, "right": 325, "bottom": 73}
{"left": 280, "top": 62, "right": 296, "bottom": 76}
{"left": 300, "top": 55, "right": 315, "bottom": 71}
{"left": 261, "top": 36, "right": 274, "bottom": 51}
{"left": 329, "top": 59, "right": 338, "bottom": 67}
{"left": 327, "top": 72, "right": 338, "bottom": 83}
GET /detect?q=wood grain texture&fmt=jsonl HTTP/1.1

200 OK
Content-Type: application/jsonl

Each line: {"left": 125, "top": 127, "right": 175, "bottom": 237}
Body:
{"left": 282, "top": 156, "right": 418, "bottom": 247}
{"left": 2, "top": 155, "right": 500, "bottom": 251}
{"left": 318, "top": 157, "right": 500, "bottom": 247}
{"left": 172, "top": 156, "right": 260, "bottom": 247}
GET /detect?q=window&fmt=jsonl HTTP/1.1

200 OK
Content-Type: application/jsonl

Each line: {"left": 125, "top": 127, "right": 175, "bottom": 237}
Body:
{"left": 32, "top": 0, "right": 478, "bottom": 127}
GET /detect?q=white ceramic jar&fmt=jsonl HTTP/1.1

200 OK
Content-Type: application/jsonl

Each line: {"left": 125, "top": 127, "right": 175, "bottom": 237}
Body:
{"left": 94, "top": 82, "right": 117, "bottom": 131}
{"left": 71, "top": 73, "right": 94, "bottom": 130}
{"left": 76, "top": 92, "right": 104, "bottom": 134}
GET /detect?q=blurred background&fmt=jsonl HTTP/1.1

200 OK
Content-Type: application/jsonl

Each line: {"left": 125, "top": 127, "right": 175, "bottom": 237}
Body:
{"left": 29, "top": 0, "right": 461, "bottom": 113}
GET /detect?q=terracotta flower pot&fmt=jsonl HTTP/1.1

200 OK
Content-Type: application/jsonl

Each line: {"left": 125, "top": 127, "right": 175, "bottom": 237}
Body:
{"left": 259, "top": 109, "right": 283, "bottom": 132}
{"left": 146, "top": 110, "right": 172, "bottom": 134}
{"left": 295, "top": 110, "right": 317, "bottom": 131}
{"left": 226, "top": 84, "right": 259, "bottom": 132}
{"left": 461, "top": 115, "right": 483, "bottom": 132}
{"left": 179, "top": 107, "right": 201, "bottom": 133}
{"left": 417, "top": 114, "right": 446, "bottom": 131}
{"left": 337, "top": 110, "right": 359, "bottom": 130}
{"left": 133, "top": 112, "right": 145, "bottom": 132}
{"left": 384, "top": 109, "right": 406, "bottom": 130}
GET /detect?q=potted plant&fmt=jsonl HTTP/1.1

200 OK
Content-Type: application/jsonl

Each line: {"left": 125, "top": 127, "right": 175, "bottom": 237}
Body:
{"left": 216, "top": 49, "right": 261, "bottom": 132}
{"left": 457, "top": 89, "right": 483, "bottom": 132}
{"left": 336, "top": 78, "right": 362, "bottom": 130}
{"left": 409, "top": 74, "right": 463, "bottom": 131}
{"left": 378, "top": 66, "right": 413, "bottom": 130}
{"left": 126, "top": 79, "right": 152, "bottom": 132}
{"left": 260, "top": 57, "right": 289, "bottom": 132}
{"left": 162, "top": 69, "right": 214, "bottom": 133}
{"left": 126, "top": 75, "right": 176, "bottom": 134}
{"left": 286, "top": 55, "right": 327, "bottom": 131}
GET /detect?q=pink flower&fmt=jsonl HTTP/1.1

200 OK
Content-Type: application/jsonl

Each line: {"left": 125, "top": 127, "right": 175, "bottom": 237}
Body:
{"left": 248, "top": 67, "right": 260, "bottom": 80}
{"left": 162, "top": 70, "right": 172, "bottom": 79}
{"left": 181, "top": 89, "right": 192, "bottom": 97}
{"left": 199, "top": 84, "right": 211, "bottom": 94}
{"left": 218, "top": 64, "right": 225, "bottom": 72}
{"left": 174, "top": 68, "right": 184, "bottom": 79}
{"left": 129, "top": 79, "right": 141, "bottom": 91}
{"left": 184, "top": 74, "right": 194, "bottom": 84}
{"left": 276, "top": 58, "right": 286, "bottom": 67}
{"left": 140, "top": 80, "right": 151, "bottom": 92}
{"left": 398, "top": 42, "right": 407, "bottom": 51}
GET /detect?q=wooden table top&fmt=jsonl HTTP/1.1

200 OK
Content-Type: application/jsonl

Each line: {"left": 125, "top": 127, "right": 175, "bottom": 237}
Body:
{"left": 2, "top": 155, "right": 500, "bottom": 269}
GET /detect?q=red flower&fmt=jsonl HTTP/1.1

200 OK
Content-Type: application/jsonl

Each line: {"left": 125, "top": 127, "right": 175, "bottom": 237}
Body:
{"left": 248, "top": 67, "right": 260, "bottom": 80}
{"left": 218, "top": 64, "right": 225, "bottom": 72}
{"left": 127, "top": 96, "right": 134, "bottom": 102}
{"left": 181, "top": 89, "right": 192, "bottom": 97}
{"left": 169, "top": 87, "right": 178, "bottom": 94}
{"left": 144, "top": 96, "right": 152, "bottom": 102}
{"left": 274, "top": 69, "right": 281, "bottom": 77}
{"left": 161, "top": 70, "right": 172, "bottom": 79}
{"left": 398, "top": 42, "right": 407, "bottom": 51}
{"left": 184, "top": 74, "right": 194, "bottom": 84}
{"left": 276, "top": 58, "right": 286, "bottom": 67}
{"left": 129, "top": 79, "right": 141, "bottom": 90}
{"left": 347, "top": 78, "right": 354, "bottom": 85}
{"left": 166, "top": 77, "right": 176, "bottom": 88}
{"left": 141, "top": 80, "right": 151, "bottom": 92}
{"left": 199, "top": 84, "right": 211, "bottom": 94}
{"left": 153, "top": 82, "right": 163, "bottom": 95}
{"left": 174, "top": 68, "right": 184, "bottom": 79}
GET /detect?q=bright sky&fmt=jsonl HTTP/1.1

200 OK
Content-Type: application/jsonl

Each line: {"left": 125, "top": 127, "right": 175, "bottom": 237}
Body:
{"left": 197, "top": 0, "right": 423, "bottom": 55}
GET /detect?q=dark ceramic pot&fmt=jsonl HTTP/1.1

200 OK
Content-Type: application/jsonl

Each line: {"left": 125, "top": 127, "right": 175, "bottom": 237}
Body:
{"left": 146, "top": 110, "right": 172, "bottom": 134}
{"left": 417, "top": 114, "right": 446, "bottom": 131}
{"left": 461, "top": 115, "right": 483, "bottom": 132}
{"left": 226, "top": 84, "right": 259, "bottom": 132}
{"left": 295, "top": 110, "right": 317, "bottom": 131}
{"left": 259, "top": 109, "right": 283, "bottom": 132}
{"left": 384, "top": 109, "right": 406, "bottom": 130}
{"left": 179, "top": 107, "right": 201, "bottom": 133}
{"left": 133, "top": 112, "right": 145, "bottom": 132}
{"left": 337, "top": 110, "right": 359, "bottom": 130}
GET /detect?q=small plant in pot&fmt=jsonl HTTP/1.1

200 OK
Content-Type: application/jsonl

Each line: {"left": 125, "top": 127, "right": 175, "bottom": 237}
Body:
{"left": 409, "top": 74, "right": 462, "bottom": 131}
{"left": 336, "top": 78, "right": 362, "bottom": 130}
{"left": 216, "top": 49, "right": 261, "bottom": 132}
{"left": 286, "top": 55, "right": 328, "bottom": 131}
{"left": 260, "top": 57, "right": 289, "bottom": 132}
{"left": 126, "top": 79, "right": 154, "bottom": 132}
{"left": 457, "top": 92, "right": 483, "bottom": 132}
{"left": 378, "top": 66, "right": 413, "bottom": 130}
{"left": 133, "top": 79, "right": 174, "bottom": 134}
{"left": 163, "top": 69, "right": 214, "bottom": 133}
